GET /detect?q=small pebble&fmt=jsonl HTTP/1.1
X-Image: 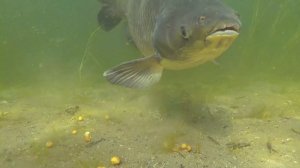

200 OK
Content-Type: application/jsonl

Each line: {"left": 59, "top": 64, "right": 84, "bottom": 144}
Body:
{"left": 181, "top": 143, "right": 188, "bottom": 149}
{"left": 111, "top": 156, "right": 121, "bottom": 165}
{"left": 78, "top": 116, "right": 84, "bottom": 121}
{"left": 46, "top": 141, "right": 54, "bottom": 148}
{"left": 186, "top": 145, "right": 192, "bottom": 152}
{"left": 72, "top": 129, "right": 77, "bottom": 135}
{"left": 180, "top": 143, "right": 192, "bottom": 152}
{"left": 84, "top": 131, "right": 92, "bottom": 142}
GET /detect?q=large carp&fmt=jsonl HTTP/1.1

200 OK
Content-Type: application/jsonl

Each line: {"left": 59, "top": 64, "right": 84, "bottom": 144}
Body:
{"left": 98, "top": 0, "right": 241, "bottom": 88}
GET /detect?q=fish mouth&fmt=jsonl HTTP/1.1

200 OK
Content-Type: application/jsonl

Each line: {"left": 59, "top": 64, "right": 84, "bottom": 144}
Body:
{"left": 207, "top": 23, "right": 240, "bottom": 38}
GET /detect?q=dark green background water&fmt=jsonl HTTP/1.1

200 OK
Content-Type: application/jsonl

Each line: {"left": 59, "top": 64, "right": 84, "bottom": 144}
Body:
{"left": 1, "top": 0, "right": 300, "bottom": 89}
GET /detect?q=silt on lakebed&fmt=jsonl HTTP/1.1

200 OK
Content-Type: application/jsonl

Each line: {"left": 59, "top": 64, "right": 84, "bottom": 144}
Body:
{"left": 98, "top": 0, "right": 241, "bottom": 88}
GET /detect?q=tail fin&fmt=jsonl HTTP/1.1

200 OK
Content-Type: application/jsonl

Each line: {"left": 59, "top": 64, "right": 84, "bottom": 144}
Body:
{"left": 98, "top": 0, "right": 122, "bottom": 31}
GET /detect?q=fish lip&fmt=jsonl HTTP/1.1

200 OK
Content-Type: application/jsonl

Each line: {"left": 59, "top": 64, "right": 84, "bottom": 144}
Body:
{"left": 207, "top": 30, "right": 239, "bottom": 39}
{"left": 208, "top": 23, "right": 240, "bottom": 36}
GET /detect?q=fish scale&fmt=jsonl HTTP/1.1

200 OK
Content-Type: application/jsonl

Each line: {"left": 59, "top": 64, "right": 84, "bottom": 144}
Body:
{"left": 126, "top": 0, "right": 162, "bottom": 56}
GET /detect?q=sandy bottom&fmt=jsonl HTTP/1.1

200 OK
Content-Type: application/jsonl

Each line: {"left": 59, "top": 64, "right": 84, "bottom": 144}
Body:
{"left": 0, "top": 81, "right": 299, "bottom": 168}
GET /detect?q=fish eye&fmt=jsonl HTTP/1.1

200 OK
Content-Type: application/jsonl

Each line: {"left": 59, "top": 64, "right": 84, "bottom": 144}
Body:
{"left": 197, "top": 16, "right": 206, "bottom": 25}
{"left": 180, "top": 26, "right": 189, "bottom": 39}
{"left": 235, "top": 12, "right": 240, "bottom": 18}
{"left": 199, "top": 16, "right": 206, "bottom": 21}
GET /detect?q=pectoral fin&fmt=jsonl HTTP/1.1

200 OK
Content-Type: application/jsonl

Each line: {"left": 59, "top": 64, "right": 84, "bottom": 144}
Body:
{"left": 103, "top": 56, "right": 163, "bottom": 89}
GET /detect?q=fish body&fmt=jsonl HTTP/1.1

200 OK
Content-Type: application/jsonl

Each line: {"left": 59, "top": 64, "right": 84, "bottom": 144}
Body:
{"left": 98, "top": 0, "right": 241, "bottom": 88}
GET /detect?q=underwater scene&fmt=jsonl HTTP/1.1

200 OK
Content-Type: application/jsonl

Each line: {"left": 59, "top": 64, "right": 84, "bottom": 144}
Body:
{"left": 0, "top": 0, "right": 300, "bottom": 167}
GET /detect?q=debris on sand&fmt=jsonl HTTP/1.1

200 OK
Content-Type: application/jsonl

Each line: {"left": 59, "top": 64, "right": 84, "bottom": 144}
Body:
{"left": 65, "top": 105, "right": 80, "bottom": 115}
{"left": 226, "top": 142, "right": 251, "bottom": 150}
{"left": 291, "top": 128, "right": 300, "bottom": 135}
{"left": 266, "top": 141, "right": 278, "bottom": 153}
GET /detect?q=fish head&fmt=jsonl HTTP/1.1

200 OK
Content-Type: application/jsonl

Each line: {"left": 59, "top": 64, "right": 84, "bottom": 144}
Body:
{"left": 154, "top": 0, "right": 241, "bottom": 68}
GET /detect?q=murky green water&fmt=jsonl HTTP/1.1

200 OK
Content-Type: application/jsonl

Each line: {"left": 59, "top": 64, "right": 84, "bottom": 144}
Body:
{"left": 0, "top": 0, "right": 300, "bottom": 168}
{"left": 1, "top": 0, "right": 300, "bottom": 87}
